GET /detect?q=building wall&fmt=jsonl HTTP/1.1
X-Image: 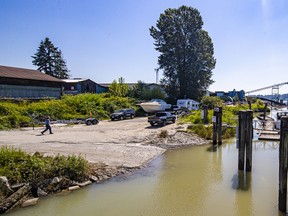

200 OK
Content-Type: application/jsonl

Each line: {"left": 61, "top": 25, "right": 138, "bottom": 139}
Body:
{"left": 80, "top": 80, "right": 96, "bottom": 93}
{"left": 96, "top": 84, "right": 109, "bottom": 93}
{"left": 63, "top": 80, "right": 97, "bottom": 94}
{"left": 0, "top": 84, "right": 62, "bottom": 98}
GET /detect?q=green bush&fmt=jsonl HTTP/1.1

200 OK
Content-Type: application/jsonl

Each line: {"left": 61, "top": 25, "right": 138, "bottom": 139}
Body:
{"left": 188, "top": 124, "right": 213, "bottom": 140}
{"left": 0, "top": 146, "right": 91, "bottom": 185}
{"left": 201, "top": 96, "right": 223, "bottom": 109}
{"left": 181, "top": 102, "right": 256, "bottom": 140}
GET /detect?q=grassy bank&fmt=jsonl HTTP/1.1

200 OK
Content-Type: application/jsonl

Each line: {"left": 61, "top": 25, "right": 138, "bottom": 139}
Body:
{"left": 0, "top": 93, "right": 138, "bottom": 130}
{"left": 180, "top": 99, "right": 267, "bottom": 140}
{"left": 0, "top": 146, "right": 91, "bottom": 186}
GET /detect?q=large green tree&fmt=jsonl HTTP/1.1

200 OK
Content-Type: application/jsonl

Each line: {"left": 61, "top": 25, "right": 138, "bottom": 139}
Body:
{"left": 109, "top": 77, "right": 129, "bottom": 97}
{"left": 150, "top": 6, "right": 216, "bottom": 101}
{"left": 32, "top": 37, "right": 70, "bottom": 79}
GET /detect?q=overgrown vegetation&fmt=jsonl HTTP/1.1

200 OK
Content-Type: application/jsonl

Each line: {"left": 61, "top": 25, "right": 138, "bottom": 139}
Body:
{"left": 0, "top": 146, "right": 91, "bottom": 185}
{"left": 181, "top": 98, "right": 268, "bottom": 140}
{"left": 0, "top": 93, "right": 137, "bottom": 130}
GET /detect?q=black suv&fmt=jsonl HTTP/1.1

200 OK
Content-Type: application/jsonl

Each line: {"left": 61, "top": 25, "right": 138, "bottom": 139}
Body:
{"left": 110, "top": 109, "right": 135, "bottom": 121}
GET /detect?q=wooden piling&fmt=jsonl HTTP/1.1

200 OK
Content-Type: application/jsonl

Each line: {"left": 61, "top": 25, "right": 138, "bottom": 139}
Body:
{"left": 263, "top": 103, "right": 267, "bottom": 122}
{"left": 238, "top": 111, "right": 246, "bottom": 170}
{"left": 213, "top": 107, "right": 218, "bottom": 145}
{"left": 278, "top": 116, "right": 288, "bottom": 212}
{"left": 248, "top": 101, "right": 251, "bottom": 110}
{"left": 202, "top": 105, "right": 208, "bottom": 124}
{"left": 218, "top": 107, "right": 223, "bottom": 145}
{"left": 238, "top": 110, "right": 253, "bottom": 171}
{"left": 245, "top": 110, "right": 253, "bottom": 172}
{"left": 213, "top": 107, "right": 223, "bottom": 146}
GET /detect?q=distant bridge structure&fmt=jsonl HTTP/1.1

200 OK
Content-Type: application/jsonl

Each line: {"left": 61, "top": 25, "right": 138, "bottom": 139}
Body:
{"left": 246, "top": 82, "right": 288, "bottom": 100}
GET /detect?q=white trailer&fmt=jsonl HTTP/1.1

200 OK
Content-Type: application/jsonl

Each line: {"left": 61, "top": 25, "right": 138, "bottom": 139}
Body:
{"left": 177, "top": 99, "right": 199, "bottom": 111}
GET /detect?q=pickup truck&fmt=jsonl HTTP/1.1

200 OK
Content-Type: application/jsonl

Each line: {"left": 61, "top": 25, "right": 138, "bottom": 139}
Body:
{"left": 148, "top": 111, "right": 176, "bottom": 126}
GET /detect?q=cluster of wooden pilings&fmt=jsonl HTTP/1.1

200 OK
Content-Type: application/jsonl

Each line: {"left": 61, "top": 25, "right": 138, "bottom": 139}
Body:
{"left": 238, "top": 110, "right": 253, "bottom": 172}
{"left": 202, "top": 105, "right": 222, "bottom": 145}
{"left": 201, "top": 106, "right": 288, "bottom": 213}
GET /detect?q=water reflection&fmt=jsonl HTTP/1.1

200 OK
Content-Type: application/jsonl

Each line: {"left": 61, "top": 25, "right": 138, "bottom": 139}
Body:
{"left": 232, "top": 171, "right": 251, "bottom": 191}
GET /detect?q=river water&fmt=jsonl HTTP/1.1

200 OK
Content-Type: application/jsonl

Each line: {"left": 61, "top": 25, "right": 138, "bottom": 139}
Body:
{"left": 6, "top": 138, "right": 284, "bottom": 216}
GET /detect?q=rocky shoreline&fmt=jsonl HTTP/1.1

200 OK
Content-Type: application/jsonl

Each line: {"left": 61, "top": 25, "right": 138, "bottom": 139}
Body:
{"left": 0, "top": 164, "right": 135, "bottom": 214}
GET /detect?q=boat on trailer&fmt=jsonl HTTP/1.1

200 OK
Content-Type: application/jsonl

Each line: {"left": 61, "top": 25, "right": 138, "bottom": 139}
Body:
{"left": 139, "top": 99, "right": 171, "bottom": 113}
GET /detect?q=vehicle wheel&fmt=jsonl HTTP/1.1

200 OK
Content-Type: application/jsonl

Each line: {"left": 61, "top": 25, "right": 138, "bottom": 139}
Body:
{"left": 150, "top": 122, "right": 155, "bottom": 126}
{"left": 86, "top": 120, "right": 92, "bottom": 125}
{"left": 92, "top": 119, "right": 99, "bottom": 125}
{"left": 162, "top": 120, "right": 166, "bottom": 126}
{"left": 131, "top": 114, "right": 135, "bottom": 119}
{"left": 120, "top": 116, "right": 124, "bottom": 120}
{"left": 172, "top": 118, "right": 176, "bottom": 123}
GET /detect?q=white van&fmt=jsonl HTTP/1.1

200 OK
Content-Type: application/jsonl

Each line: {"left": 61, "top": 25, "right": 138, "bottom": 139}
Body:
{"left": 177, "top": 99, "right": 199, "bottom": 111}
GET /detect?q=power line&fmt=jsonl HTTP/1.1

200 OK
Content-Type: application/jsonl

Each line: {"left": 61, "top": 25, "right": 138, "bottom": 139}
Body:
{"left": 246, "top": 82, "right": 288, "bottom": 94}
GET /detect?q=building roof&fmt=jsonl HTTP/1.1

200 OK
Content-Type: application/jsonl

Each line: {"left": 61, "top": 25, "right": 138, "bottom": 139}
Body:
{"left": 0, "top": 65, "right": 63, "bottom": 82}
{"left": 61, "top": 78, "right": 95, "bottom": 83}
{"left": 62, "top": 78, "right": 90, "bottom": 83}
{"left": 99, "top": 83, "right": 157, "bottom": 88}
{"left": 98, "top": 83, "right": 137, "bottom": 88}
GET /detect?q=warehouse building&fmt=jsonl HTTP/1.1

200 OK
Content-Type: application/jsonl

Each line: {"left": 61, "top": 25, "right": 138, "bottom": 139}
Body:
{"left": 0, "top": 65, "right": 63, "bottom": 99}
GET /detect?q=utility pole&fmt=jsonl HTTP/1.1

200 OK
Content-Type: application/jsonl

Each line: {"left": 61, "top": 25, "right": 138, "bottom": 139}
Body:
{"left": 155, "top": 68, "right": 159, "bottom": 84}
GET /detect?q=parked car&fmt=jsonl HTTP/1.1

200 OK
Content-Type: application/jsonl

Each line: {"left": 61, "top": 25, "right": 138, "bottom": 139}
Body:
{"left": 110, "top": 109, "right": 135, "bottom": 121}
{"left": 170, "top": 105, "right": 182, "bottom": 114}
{"left": 148, "top": 111, "right": 176, "bottom": 126}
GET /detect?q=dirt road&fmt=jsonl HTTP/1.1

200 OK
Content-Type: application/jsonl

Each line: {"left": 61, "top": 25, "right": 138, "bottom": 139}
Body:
{"left": 0, "top": 117, "right": 206, "bottom": 168}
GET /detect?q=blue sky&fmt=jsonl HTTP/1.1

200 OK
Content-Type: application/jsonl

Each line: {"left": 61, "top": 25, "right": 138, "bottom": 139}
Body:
{"left": 1, "top": 0, "right": 288, "bottom": 94}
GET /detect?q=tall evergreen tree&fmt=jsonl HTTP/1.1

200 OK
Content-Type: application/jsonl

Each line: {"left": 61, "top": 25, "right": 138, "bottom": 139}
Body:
{"left": 150, "top": 6, "right": 216, "bottom": 101}
{"left": 32, "top": 37, "right": 70, "bottom": 79}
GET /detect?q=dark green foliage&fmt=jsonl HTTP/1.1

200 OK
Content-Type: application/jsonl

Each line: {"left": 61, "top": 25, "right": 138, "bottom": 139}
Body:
{"left": 0, "top": 147, "right": 90, "bottom": 185}
{"left": 127, "top": 81, "right": 166, "bottom": 100}
{"left": 127, "top": 81, "right": 147, "bottom": 99}
{"left": 150, "top": 6, "right": 216, "bottom": 101}
{"left": 108, "top": 77, "right": 129, "bottom": 97}
{"left": 32, "top": 37, "right": 70, "bottom": 79}
{"left": 141, "top": 87, "right": 166, "bottom": 100}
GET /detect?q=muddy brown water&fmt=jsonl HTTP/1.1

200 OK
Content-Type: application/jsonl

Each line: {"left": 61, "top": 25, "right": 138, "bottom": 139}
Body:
{"left": 6, "top": 138, "right": 285, "bottom": 216}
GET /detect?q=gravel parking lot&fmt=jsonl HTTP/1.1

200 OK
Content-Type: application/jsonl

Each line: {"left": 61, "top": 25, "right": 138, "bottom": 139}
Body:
{"left": 0, "top": 117, "right": 200, "bottom": 168}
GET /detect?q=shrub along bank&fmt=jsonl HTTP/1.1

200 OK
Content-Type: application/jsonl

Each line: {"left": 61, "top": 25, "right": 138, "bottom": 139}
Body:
{"left": 0, "top": 146, "right": 130, "bottom": 213}
{"left": 0, "top": 146, "right": 90, "bottom": 212}
{"left": 180, "top": 99, "right": 268, "bottom": 140}
{"left": 0, "top": 93, "right": 137, "bottom": 130}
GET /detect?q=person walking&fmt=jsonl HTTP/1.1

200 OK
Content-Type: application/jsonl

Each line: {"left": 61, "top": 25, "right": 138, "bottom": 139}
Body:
{"left": 41, "top": 116, "right": 53, "bottom": 134}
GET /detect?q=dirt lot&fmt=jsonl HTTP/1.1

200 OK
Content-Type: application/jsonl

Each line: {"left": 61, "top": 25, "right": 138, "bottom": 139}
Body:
{"left": 0, "top": 117, "right": 207, "bottom": 168}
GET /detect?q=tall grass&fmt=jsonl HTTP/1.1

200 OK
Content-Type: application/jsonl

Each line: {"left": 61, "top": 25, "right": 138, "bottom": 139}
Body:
{"left": 0, "top": 146, "right": 91, "bottom": 185}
